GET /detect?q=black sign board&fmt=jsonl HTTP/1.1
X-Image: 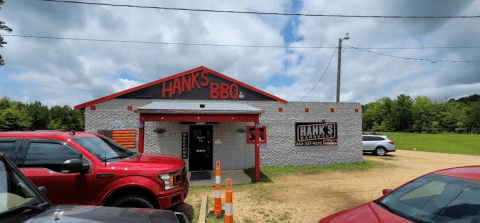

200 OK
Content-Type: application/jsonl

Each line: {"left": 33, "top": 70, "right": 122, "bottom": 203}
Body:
{"left": 295, "top": 122, "right": 338, "bottom": 146}
{"left": 118, "top": 69, "right": 276, "bottom": 101}
{"left": 182, "top": 132, "right": 188, "bottom": 159}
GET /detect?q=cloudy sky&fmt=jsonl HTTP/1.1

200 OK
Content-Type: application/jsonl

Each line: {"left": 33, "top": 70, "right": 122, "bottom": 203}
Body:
{"left": 1, "top": 0, "right": 479, "bottom": 107}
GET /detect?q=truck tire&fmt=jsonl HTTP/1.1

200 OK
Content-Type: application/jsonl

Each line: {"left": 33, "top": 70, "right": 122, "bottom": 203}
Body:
{"left": 111, "top": 195, "right": 155, "bottom": 209}
{"left": 375, "top": 147, "right": 387, "bottom": 156}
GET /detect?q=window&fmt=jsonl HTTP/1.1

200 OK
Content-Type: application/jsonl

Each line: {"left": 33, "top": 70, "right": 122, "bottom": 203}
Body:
{"left": 373, "top": 136, "right": 385, "bottom": 141}
{"left": 72, "top": 136, "right": 136, "bottom": 162}
{"left": 247, "top": 126, "right": 266, "bottom": 144}
{"left": 24, "top": 142, "right": 81, "bottom": 172}
{"left": 0, "top": 141, "right": 15, "bottom": 155}
{"left": 376, "top": 174, "right": 480, "bottom": 223}
{"left": 363, "top": 136, "right": 373, "bottom": 141}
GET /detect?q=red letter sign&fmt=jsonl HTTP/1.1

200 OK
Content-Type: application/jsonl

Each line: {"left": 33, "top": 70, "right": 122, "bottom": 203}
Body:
{"left": 173, "top": 78, "right": 181, "bottom": 95}
{"left": 210, "top": 83, "right": 219, "bottom": 99}
{"left": 230, "top": 84, "right": 239, "bottom": 99}
{"left": 182, "top": 75, "right": 191, "bottom": 92}
{"left": 200, "top": 71, "right": 209, "bottom": 87}
{"left": 220, "top": 83, "right": 229, "bottom": 99}
{"left": 191, "top": 72, "right": 201, "bottom": 89}
{"left": 163, "top": 82, "right": 173, "bottom": 98}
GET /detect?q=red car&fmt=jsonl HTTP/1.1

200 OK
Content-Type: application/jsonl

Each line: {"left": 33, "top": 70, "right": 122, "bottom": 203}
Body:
{"left": 0, "top": 131, "right": 189, "bottom": 210}
{"left": 319, "top": 166, "right": 480, "bottom": 222}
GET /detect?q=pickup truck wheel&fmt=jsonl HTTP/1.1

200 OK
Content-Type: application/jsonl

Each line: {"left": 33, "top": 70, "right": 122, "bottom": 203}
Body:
{"left": 375, "top": 147, "right": 387, "bottom": 156}
{"left": 111, "top": 195, "right": 155, "bottom": 209}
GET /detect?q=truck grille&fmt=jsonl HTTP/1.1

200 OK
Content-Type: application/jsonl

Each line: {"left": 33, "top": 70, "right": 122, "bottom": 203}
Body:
{"left": 182, "top": 167, "right": 187, "bottom": 184}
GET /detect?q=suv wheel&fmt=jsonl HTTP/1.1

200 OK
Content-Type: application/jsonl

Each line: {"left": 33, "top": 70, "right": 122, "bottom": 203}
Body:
{"left": 375, "top": 147, "right": 387, "bottom": 156}
{"left": 111, "top": 195, "right": 155, "bottom": 209}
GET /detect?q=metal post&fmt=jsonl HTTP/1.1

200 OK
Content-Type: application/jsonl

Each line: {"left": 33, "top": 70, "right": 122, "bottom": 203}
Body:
{"left": 254, "top": 118, "right": 260, "bottom": 182}
{"left": 336, "top": 38, "right": 342, "bottom": 103}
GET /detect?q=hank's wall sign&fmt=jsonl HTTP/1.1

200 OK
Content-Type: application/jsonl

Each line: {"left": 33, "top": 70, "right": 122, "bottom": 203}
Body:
{"left": 295, "top": 122, "right": 338, "bottom": 146}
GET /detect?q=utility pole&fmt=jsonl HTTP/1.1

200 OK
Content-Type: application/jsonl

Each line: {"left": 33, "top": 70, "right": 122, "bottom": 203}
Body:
{"left": 336, "top": 33, "right": 349, "bottom": 103}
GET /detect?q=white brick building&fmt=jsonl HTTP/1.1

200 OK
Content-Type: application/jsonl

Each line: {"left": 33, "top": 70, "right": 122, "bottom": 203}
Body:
{"left": 74, "top": 66, "right": 362, "bottom": 181}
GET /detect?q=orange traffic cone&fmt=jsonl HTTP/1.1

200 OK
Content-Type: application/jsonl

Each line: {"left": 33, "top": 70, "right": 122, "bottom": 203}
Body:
{"left": 208, "top": 161, "right": 224, "bottom": 218}
{"left": 214, "top": 161, "right": 223, "bottom": 217}
{"left": 224, "top": 179, "right": 233, "bottom": 223}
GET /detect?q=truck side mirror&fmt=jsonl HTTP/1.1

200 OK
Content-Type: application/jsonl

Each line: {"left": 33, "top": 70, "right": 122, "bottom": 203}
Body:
{"left": 61, "top": 159, "right": 83, "bottom": 173}
{"left": 38, "top": 186, "right": 47, "bottom": 195}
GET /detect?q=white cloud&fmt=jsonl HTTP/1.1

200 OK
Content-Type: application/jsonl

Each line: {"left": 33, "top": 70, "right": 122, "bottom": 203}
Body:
{"left": 1, "top": 0, "right": 479, "bottom": 107}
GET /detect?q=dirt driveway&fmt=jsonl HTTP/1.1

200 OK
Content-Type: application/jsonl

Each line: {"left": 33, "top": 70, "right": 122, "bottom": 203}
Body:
{"left": 182, "top": 150, "right": 480, "bottom": 223}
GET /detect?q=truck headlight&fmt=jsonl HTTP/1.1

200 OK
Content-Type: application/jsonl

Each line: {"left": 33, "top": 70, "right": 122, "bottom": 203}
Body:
{"left": 159, "top": 171, "right": 179, "bottom": 190}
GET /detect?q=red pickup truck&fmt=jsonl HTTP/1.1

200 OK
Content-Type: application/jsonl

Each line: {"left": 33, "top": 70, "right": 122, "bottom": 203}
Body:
{"left": 0, "top": 131, "right": 189, "bottom": 210}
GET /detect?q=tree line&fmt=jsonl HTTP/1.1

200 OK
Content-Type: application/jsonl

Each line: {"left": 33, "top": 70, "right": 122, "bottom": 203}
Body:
{"left": 0, "top": 97, "right": 84, "bottom": 131}
{"left": 362, "top": 94, "right": 480, "bottom": 133}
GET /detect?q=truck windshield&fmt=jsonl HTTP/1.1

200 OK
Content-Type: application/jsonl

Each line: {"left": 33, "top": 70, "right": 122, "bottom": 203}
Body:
{"left": 73, "top": 136, "right": 136, "bottom": 162}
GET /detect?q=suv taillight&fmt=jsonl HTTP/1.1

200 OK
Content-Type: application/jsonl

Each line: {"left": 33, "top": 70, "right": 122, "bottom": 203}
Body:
{"left": 388, "top": 141, "right": 394, "bottom": 145}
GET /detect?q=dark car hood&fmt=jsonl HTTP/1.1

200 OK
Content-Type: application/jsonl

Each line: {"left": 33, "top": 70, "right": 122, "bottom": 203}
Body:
{"left": 26, "top": 205, "right": 179, "bottom": 222}
{"left": 319, "top": 202, "right": 412, "bottom": 223}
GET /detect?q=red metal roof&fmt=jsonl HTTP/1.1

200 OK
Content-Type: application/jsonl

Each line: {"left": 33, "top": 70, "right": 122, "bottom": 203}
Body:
{"left": 74, "top": 66, "right": 287, "bottom": 110}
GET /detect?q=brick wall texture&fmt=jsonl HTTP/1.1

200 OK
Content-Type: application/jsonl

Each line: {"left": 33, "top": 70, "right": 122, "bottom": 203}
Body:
{"left": 85, "top": 99, "right": 362, "bottom": 171}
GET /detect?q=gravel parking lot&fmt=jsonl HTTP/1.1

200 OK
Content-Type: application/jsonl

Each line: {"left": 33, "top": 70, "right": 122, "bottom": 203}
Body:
{"left": 181, "top": 150, "right": 480, "bottom": 223}
{"left": 270, "top": 150, "right": 480, "bottom": 222}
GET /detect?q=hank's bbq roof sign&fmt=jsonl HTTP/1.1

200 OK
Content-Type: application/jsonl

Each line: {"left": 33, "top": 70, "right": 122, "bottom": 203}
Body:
{"left": 295, "top": 122, "right": 338, "bottom": 146}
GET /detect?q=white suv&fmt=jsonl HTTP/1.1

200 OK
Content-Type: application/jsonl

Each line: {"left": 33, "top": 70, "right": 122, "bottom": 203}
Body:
{"left": 362, "top": 135, "right": 396, "bottom": 156}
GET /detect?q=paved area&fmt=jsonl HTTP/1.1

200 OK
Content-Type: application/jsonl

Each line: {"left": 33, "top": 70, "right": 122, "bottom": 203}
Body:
{"left": 187, "top": 170, "right": 252, "bottom": 187}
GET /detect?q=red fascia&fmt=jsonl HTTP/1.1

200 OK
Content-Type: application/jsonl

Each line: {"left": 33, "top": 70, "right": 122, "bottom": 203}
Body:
{"left": 74, "top": 66, "right": 287, "bottom": 110}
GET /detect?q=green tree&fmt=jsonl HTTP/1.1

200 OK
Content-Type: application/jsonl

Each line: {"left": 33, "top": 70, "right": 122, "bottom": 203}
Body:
{"left": 27, "top": 101, "right": 51, "bottom": 130}
{"left": 0, "top": 103, "right": 31, "bottom": 131}
{"left": 48, "top": 105, "right": 84, "bottom": 131}
{"left": 411, "top": 96, "right": 436, "bottom": 132}
{"left": 464, "top": 101, "right": 480, "bottom": 133}
{"left": 0, "top": 0, "right": 13, "bottom": 66}
{"left": 438, "top": 100, "right": 467, "bottom": 132}
{"left": 392, "top": 94, "right": 413, "bottom": 132}
{"left": 0, "top": 96, "right": 10, "bottom": 110}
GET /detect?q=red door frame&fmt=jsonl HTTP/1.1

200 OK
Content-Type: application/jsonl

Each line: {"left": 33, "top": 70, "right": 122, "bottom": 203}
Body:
{"left": 138, "top": 113, "right": 261, "bottom": 182}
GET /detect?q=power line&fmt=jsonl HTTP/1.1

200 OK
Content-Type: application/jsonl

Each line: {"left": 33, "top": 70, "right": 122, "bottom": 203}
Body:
{"left": 300, "top": 50, "right": 336, "bottom": 101}
{"left": 343, "top": 58, "right": 480, "bottom": 74}
{"left": 3, "top": 34, "right": 337, "bottom": 49}
{"left": 5, "top": 34, "right": 480, "bottom": 51}
{"left": 347, "top": 46, "right": 480, "bottom": 50}
{"left": 30, "top": 0, "right": 480, "bottom": 19}
{"left": 345, "top": 45, "right": 480, "bottom": 63}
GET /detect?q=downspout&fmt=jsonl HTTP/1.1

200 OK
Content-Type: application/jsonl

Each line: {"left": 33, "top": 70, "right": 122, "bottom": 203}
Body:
{"left": 139, "top": 114, "right": 145, "bottom": 153}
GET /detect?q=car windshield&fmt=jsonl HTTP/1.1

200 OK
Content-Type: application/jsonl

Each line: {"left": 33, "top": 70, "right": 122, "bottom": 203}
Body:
{"left": 72, "top": 136, "right": 136, "bottom": 162}
{"left": 0, "top": 159, "right": 38, "bottom": 214}
{"left": 376, "top": 173, "right": 480, "bottom": 223}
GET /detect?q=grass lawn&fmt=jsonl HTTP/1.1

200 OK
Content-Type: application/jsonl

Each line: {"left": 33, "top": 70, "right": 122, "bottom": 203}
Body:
{"left": 374, "top": 132, "right": 480, "bottom": 156}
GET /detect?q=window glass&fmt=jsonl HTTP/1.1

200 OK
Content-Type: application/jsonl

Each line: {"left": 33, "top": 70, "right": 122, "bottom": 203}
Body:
{"left": 376, "top": 174, "right": 480, "bottom": 223}
{"left": 373, "top": 137, "right": 385, "bottom": 141}
{"left": 247, "top": 126, "right": 266, "bottom": 143}
{"left": 73, "top": 136, "right": 135, "bottom": 162}
{"left": 24, "top": 142, "right": 80, "bottom": 172}
{"left": 248, "top": 128, "right": 255, "bottom": 141}
{"left": 0, "top": 159, "right": 39, "bottom": 214}
{"left": 0, "top": 142, "right": 14, "bottom": 155}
